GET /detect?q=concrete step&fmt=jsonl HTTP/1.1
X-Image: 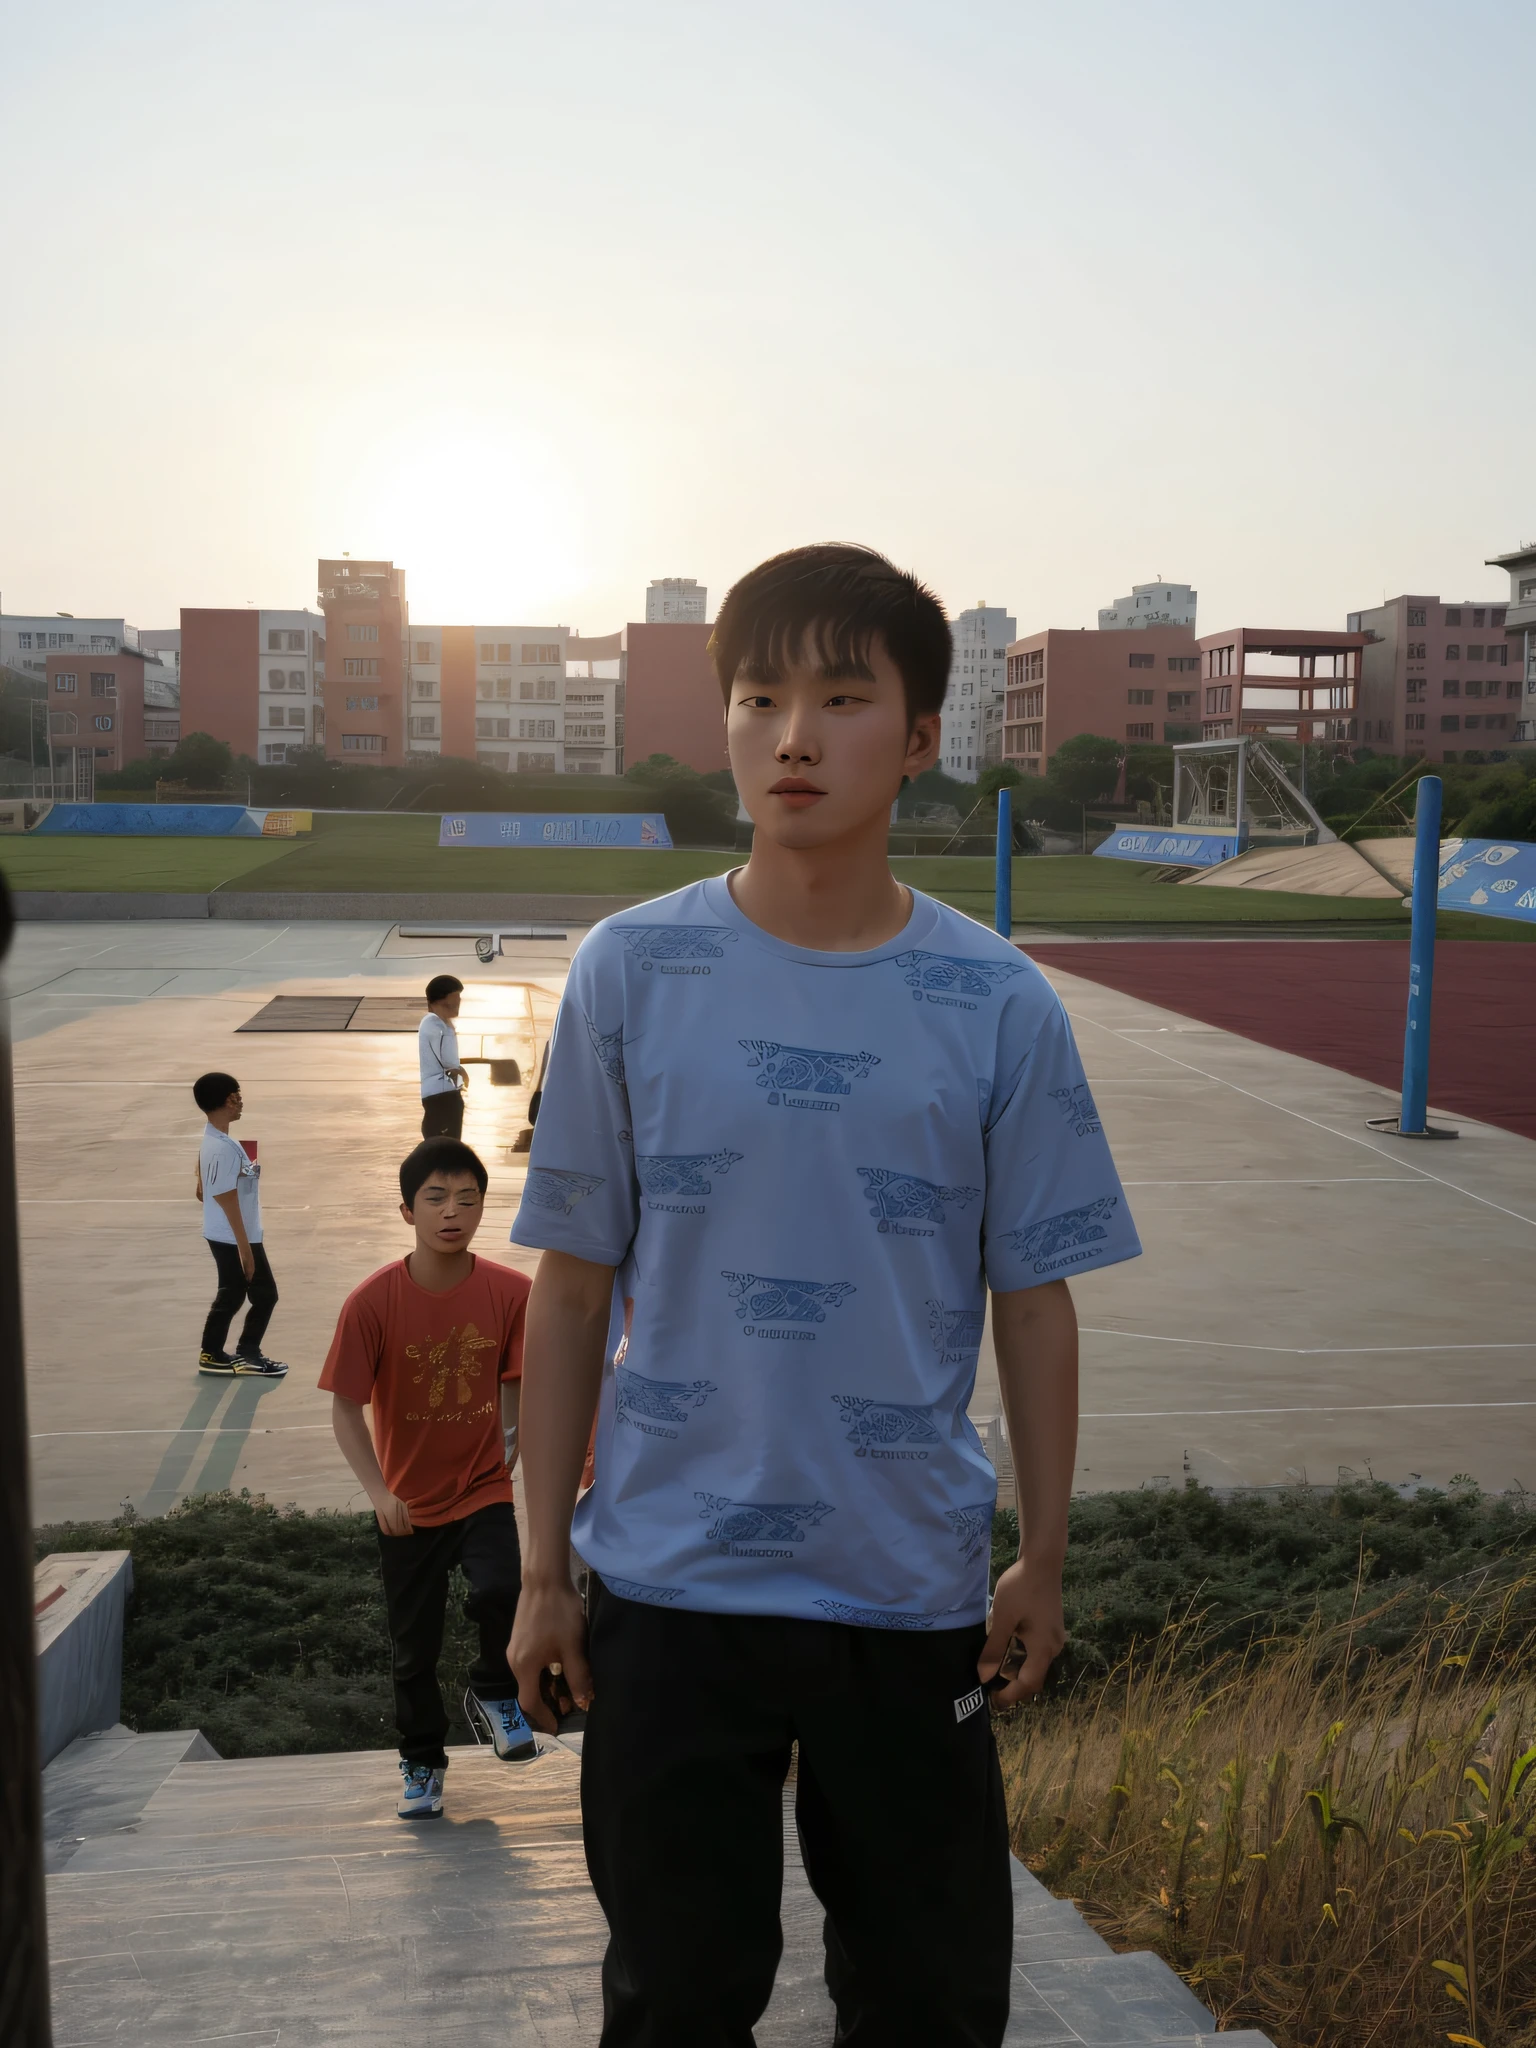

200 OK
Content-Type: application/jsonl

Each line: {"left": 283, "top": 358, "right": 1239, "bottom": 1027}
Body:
{"left": 46, "top": 1738, "right": 1272, "bottom": 2045}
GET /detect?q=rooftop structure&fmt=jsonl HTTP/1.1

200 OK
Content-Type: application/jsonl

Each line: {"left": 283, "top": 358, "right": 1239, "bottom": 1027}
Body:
{"left": 645, "top": 577, "right": 707, "bottom": 624}
{"left": 1, "top": 614, "right": 138, "bottom": 679}
{"left": 1098, "top": 580, "right": 1198, "bottom": 632}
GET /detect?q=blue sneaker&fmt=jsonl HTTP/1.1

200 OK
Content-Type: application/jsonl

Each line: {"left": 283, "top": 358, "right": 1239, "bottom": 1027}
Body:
{"left": 468, "top": 1691, "right": 539, "bottom": 1762}
{"left": 397, "top": 1760, "right": 446, "bottom": 1819}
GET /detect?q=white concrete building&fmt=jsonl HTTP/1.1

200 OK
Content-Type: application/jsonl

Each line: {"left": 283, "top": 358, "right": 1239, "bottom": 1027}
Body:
{"left": 645, "top": 578, "right": 707, "bottom": 624}
{"left": 1, "top": 614, "right": 138, "bottom": 678}
{"left": 941, "top": 604, "right": 1016, "bottom": 780}
{"left": 1098, "top": 581, "right": 1198, "bottom": 631}
{"left": 139, "top": 628, "right": 181, "bottom": 672}
{"left": 257, "top": 609, "right": 326, "bottom": 763}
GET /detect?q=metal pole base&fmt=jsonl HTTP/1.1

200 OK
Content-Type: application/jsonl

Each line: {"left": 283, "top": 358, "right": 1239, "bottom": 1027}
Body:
{"left": 1365, "top": 1115, "right": 1459, "bottom": 1140}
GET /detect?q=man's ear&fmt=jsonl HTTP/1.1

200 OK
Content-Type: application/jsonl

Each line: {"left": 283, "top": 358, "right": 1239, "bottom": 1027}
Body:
{"left": 905, "top": 712, "right": 942, "bottom": 777}
{"left": 399, "top": 1201, "right": 414, "bottom": 1226}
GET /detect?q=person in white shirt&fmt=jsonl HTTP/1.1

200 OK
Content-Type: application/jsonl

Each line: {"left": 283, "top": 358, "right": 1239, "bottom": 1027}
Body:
{"left": 192, "top": 1071, "right": 286, "bottom": 1378}
{"left": 419, "top": 976, "right": 469, "bottom": 1140}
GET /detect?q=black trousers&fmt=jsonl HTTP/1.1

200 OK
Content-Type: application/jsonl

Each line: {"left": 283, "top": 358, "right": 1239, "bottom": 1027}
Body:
{"left": 581, "top": 1583, "right": 1013, "bottom": 2047}
{"left": 375, "top": 1500, "right": 523, "bottom": 1767}
{"left": 201, "top": 1239, "right": 278, "bottom": 1356}
{"left": 421, "top": 1090, "right": 464, "bottom": 1139}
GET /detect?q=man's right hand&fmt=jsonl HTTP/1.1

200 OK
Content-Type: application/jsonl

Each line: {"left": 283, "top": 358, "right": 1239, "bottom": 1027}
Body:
{"left": 509, "top": 1575, "right": 593, "bottom": 1731}
{"left": 372, "top": 1491, "right": 414, "bottom": 1538}
{"left": 238, "top": 1243, "right": 256, "bottom": 1282}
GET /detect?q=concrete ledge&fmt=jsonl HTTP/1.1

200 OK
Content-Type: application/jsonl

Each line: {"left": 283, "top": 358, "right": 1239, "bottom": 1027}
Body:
{"left": 15, "top": 891, "right": 212, "bottom": 920}
{"left": 207, "top": 890, "right": 650, "bottom": 921}
{"left": 35, "top": 1550, "right": 134, "bottom": 1765}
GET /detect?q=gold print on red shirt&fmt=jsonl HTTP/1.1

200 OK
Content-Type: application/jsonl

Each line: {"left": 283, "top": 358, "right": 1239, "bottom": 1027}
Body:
{"left": 404, "top": 1322, "right": 499, "bottom": 1423}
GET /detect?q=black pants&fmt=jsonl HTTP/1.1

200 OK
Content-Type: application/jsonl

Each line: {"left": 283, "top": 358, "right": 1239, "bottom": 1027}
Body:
{"left": 375, "top": 1500, "right": 523, "bottom": 1767}
{"left": 581, "top": 1584, "right": 1013, "bottom": 2047}
{"left": 201, "top": 1239, "right": 278, "bottom": 1356}
{"left": 421, "top": 1090, "right": 464, "bottom": 1139}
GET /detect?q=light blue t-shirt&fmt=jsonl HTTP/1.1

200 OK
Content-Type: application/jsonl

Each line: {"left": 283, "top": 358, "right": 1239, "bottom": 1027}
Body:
{"left": 510, "top": 877, "right": 1141, "bottom": 1630}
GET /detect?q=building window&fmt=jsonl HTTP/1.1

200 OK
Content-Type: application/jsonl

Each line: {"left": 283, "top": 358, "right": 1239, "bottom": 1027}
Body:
{"left": 1464, "top": 715, "right": 1482, "bottom": 730}
{"left": 1492, "top": 608, "right": 1507, "bottom": 625}
{"left": 287, "top": 707, "right": 305, "bottom": 727}
{"left": 1466, "top": 678, "right": 1484, "bottom": 698}
{"left": 1205, "top": 684, "right": 1232, "bottom": 714}
{"left": 343, "top": 657, "right": 379, "bottom": 677}
{"left": 519, "top": 717, "right": 557, "bottom": 740}
{"left": 1167, "top": 656, "right": 1200, "bottom": 671}
{"left": 520, "top": 643, "right": 561, "bottom": 664}
{"left": 54, "top": 673, "right": 77, "bottom": 692}
{"left": 89, "top": 672, "right": 115, "bottom": 696}
{"left": 1128, "top": 652, "right": 1155, "bottom": 670}
{"left": 409, "top": 716, "right": 438, "bottom": 738}
{"left": 414, "top": 641, "right": 433, "bottom": 662}
{"left": 344, "top": 694, "right": 379, "bottom": 711}
{"left": 1468, "top": 644, "right": 1484, "bottom": 661}
{"left": 346, "top": 624, "right": 377, "bottom": 643}
{"left": 1494, "top": 642, "right": 1509, "bottom": 666}
{"left": 493, "top": 642, "right": 509, "bottom": 662}
{"left": 480, "top": 644, "right": 495, "bottom": 662}
{"left": 342, "top": 733, "right": 385, "bottom": 753}
{"left": 517, "top": 750, "right": 556, "bottom": 771}
{"left": 1443, "top": 679, "right": 1460, "bottom": 697}
{"left": 268, "top": 705, "right": 287, "bottom": 726}
{"left": 1472, "top": 609, "right": 1486, "bottom": 628}
{"left": 496, "top": 678, "right": 512, "bottom": 699}
{"left": 1510, "top": 678, "right": 1522, "bottom": 699}
{"left": 1167, "top": 691, "right": 1196, "bottom": 710}
{"left": 1445, "top": 645, "right": 1460, "bottom": 661}
{"left": 1440, "top": 715, "right": 1461, "bottom": 732}
{"left": 1407, "top": 607, "right": 1427, "bottom": 627}
{"left": 93, "top": 714, "right": 113, "bottom": 731}
{"left": 267, "top": 630, "right": 284, "bottom": 651}
{"left": 1407, "top": 642, "right": 1426, "bottom": 660}
{"left": 414, "top": 679, "right": 438, "bottom": 699}
{"left": 268, "top": 668, "right": 288, "bottom": 688}
{"left": 1486, "top": 713, "right": 1510, "bottom": 730}
{"left": 16, "top": 633, "right": 31, "bottom": 649}
{"left": 261, "top": 743, "right": 291, "bottom": 764}
{"left": 1445, "top": 607, "right": 1462, "bottom": 625}
{"left": 289, "top": 670, "right": 305, "bottom": 691}
{"left": 1128, "top": 688, "right": 1154, "bottom": 705}
{"left": 1405, "top": 712, "right": 1426, "bottom": 731}
{"left": 1207, "top": 645, "right": 1234, "bottom": 677}
{"left": 1125, "top": 722, "right": 1154, "bottom": 741}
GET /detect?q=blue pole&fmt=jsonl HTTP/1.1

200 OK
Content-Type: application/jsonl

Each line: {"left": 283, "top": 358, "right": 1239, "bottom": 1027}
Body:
{"left": 1399, "top": 774, "right": 1442, "bottom": 1135}
{"left": 995, "top": 788, "right": 1013, "bottom": 939}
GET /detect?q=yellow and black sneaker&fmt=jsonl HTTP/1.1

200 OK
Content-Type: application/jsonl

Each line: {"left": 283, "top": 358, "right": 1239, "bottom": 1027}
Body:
{"left": 198, "top": 1351, "right": 239, "bottom": 1376}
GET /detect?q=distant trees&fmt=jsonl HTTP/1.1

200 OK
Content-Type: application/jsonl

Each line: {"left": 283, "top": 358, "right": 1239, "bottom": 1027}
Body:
{"left": 624, "top": 753, "right": 738, "bottom": 844}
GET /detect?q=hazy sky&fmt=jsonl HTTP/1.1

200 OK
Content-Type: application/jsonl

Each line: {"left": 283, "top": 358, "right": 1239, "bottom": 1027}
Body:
{"left": 4, "top": 0, "right": 1532, "bottom": 636}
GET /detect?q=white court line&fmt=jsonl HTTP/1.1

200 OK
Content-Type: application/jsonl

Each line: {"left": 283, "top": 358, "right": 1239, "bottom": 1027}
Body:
{"left": 1080, "top": 1327, "right": 1535, "bottom": 1356}
{"left": 1121, "top": 1177, "right": 1423, "bottom": 1187}
{"left": 1083, "top": 1400, "right": 1536, "bottom": 1419}
{"left": 1065, "top": 1002, "right": 1536, "bottom": 1231}
{"left": 31, "top": 1425, "right": 335, "bottom": 1439}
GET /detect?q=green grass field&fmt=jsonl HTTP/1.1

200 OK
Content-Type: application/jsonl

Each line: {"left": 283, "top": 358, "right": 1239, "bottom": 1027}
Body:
{"left": 4, "top": 816, "right": 1532, "bottom": 936}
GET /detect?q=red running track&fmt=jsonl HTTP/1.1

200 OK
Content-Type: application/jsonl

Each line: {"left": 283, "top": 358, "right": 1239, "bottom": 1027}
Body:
{"left": 1025, "top": 941, "right": 1536, "bottom": 1143}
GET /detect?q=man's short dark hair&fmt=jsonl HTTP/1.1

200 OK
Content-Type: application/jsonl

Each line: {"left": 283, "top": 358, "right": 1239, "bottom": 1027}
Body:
{"left": 709, "top": 543, "right": 952, "bottom": 723}
{"left": 425, "top": 975, "right": 464, "bottom": 1006}
{"left": 399, "top": 1138, "right": 488, "bottom": 1208}
{"left": 193, "top": 1071, "right": 240, "bottom": 1113}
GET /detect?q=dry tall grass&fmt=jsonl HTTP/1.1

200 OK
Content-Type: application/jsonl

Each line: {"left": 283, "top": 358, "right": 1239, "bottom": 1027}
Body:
{"left": 997, "top": 1578, "right": 1536, "bottom": 2047}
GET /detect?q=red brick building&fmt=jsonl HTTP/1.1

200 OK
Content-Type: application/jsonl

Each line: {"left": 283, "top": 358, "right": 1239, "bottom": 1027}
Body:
{"left": 317, "top": 559, "right": 406, "bottom": 764}
{"left": 620, "top": 621, "right": 722, "bottom": 774}
{"left": 44, "top": 648, "right": 180, "bottom": 779}
{"left": 1347, "top": 594, "right": 1516, "bottom": 762}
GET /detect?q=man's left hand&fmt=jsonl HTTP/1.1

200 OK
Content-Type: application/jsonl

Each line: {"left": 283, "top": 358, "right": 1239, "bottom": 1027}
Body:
{"left": 978, "top": 1558, "right": 1065, "bottom": 1708}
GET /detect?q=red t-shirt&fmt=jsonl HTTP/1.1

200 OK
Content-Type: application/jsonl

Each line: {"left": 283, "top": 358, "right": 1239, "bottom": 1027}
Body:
{"left": 320, "top": 1255, "right": 530, "bottom": 1527}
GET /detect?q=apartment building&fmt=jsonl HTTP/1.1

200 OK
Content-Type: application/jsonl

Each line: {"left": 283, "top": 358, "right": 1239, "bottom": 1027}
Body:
{"left": 1, "top": 614, "right": 138, "bottom": 677}
{"left": 180, "top": 607, "right": 327, "bottom": 762}
{"left": 43, "top": 646, "right": 180, "bottom": 780}
{"left": 645, "top": 578, "right": 707, "bottom": 624}
{"left": 1002, "top": 625, "right": 1202, "bottom": 772}
{"left": 1098, "top": 581, "right": 1198, "bottom": 631}
{"left": 1346, "top": 593, "right": 1516, "bottom": 762}
{"left": 1481, "top": 546, "right": 1536, "bottom": 749}
{"left": 940, "top": 605, "right": 1015, "bottom": 780}
{"left": 1195, "top": 628, "right": 1365, "bottom": 746}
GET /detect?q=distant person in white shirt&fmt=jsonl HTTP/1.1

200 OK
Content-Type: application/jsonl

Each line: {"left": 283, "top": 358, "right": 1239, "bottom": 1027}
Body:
{"left": 192, "top": 1071, "right": 286, "bottom": 1379}
{"left": 419, "top": 976, "right": 469, "bottom": 1140}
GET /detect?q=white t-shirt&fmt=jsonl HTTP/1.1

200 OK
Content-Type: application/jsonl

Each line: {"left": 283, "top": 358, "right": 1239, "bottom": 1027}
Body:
{"left": 200, "top": 1124, "right": 262, "bottom": 1245}
{"left": 419, "top": 1013, "right": 461, "bottom": 1098}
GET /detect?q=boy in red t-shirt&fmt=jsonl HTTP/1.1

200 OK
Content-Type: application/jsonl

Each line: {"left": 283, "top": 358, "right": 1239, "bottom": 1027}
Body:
{"left": 322, "top": 1137, "right": 536, "bottom": 1819}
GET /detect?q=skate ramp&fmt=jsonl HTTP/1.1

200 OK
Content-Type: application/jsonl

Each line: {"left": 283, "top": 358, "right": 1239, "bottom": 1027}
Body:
{"left": 46, "top": 1732, "right": 1270, "bottom": 2044}
{"left": 1181, "top": 841, "right": 1403, "bottom": 899}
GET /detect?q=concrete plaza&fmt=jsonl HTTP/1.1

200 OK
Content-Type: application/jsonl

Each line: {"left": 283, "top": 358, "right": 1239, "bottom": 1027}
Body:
{"left": 8, "top": 916, "right": 1535, "bottom": 1528}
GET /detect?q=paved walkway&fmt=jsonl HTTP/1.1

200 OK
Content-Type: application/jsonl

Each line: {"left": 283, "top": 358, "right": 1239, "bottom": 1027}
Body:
{"left": 45, "top": 1727, "right": 1269, "bottom": 2045}
{"left": 10, "top": 919, "right": 1536, "bottom": 1524}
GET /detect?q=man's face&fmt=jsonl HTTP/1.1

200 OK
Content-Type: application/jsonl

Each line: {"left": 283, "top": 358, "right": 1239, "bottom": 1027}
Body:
{"left": 725, "top": 632, "right": 939, "bottom": 851}
{"left": 438, "top": 990, "right": 462, "bottom": 1020}
{"left": 223, "top": 1090, "right": 244, "bottom": 1123}
{"left": 401, "top": 1172, "right": 484, "bottom": 1253}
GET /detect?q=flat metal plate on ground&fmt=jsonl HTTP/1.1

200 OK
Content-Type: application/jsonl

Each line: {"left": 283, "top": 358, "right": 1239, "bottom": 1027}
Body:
{"left": 236, "top": 995, "right": 361, "bottom": 1032}
{"left": 346, "top": 997, "right": 432, "bottom": 1031}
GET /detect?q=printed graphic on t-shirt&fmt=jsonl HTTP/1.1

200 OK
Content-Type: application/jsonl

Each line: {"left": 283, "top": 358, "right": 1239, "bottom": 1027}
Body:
{"left": 1003, "top": 1196, "right": 1120, "bottom": 1275}
{"left": 615, "top": 1366, "right": 718, "bottom": 1438}
{"left": 817, "top": 1599, "right": 945, "bottom": 1630}
{"left": 404, "top": 1322, "right": 498, "bottom": 1424}
{"left": 613, "top": 923, "right": 737, "bottom": 973}
{"left": 928, "top": 1301, "right": 987, "bottom": 1362}
{"left": 945, "top": 1502, "right": 995, "bottom": 1563}
{"left": 606, "top": 1576, "right": 686, "bottom": 1605}
{"left": 722, "top": 1270, "right": 855, "bottom": 1338}
{"left": 585, "top": 1017, "right": 626, "bottom": 1083}
{"left": 524, "top": 1166, "right": 605, "bottom": 1214}
{"left": 893, "top": 949, "right": 1027, "bottom": 1009}
{"left": 739, "top": 1039, "right": 880, "bottom": 1112}
{"left": 1050, "top": 1082, "right": 1102, "bottom": 1137}
{"left": 697, "top": 1494, "right": 835, "bottom": 1556}
{"left": 858, "top": 1168, "right": 980, "bottom": 1236}
{"left": 636, "top": 1150, "right": 742, "bottom": 1212}
{"left": 832, "top": 1395, "right": 942, "bottom": 1459}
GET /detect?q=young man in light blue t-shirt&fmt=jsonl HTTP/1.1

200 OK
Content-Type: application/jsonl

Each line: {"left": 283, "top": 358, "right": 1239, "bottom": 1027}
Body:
{"left": 509, "top": 544, "right": 1141, "bottom": 2047}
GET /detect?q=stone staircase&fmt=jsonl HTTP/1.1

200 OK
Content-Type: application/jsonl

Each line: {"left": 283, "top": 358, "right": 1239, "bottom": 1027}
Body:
{"left": 45, "top": 1728, "right": 1273, "bottom": 2045}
